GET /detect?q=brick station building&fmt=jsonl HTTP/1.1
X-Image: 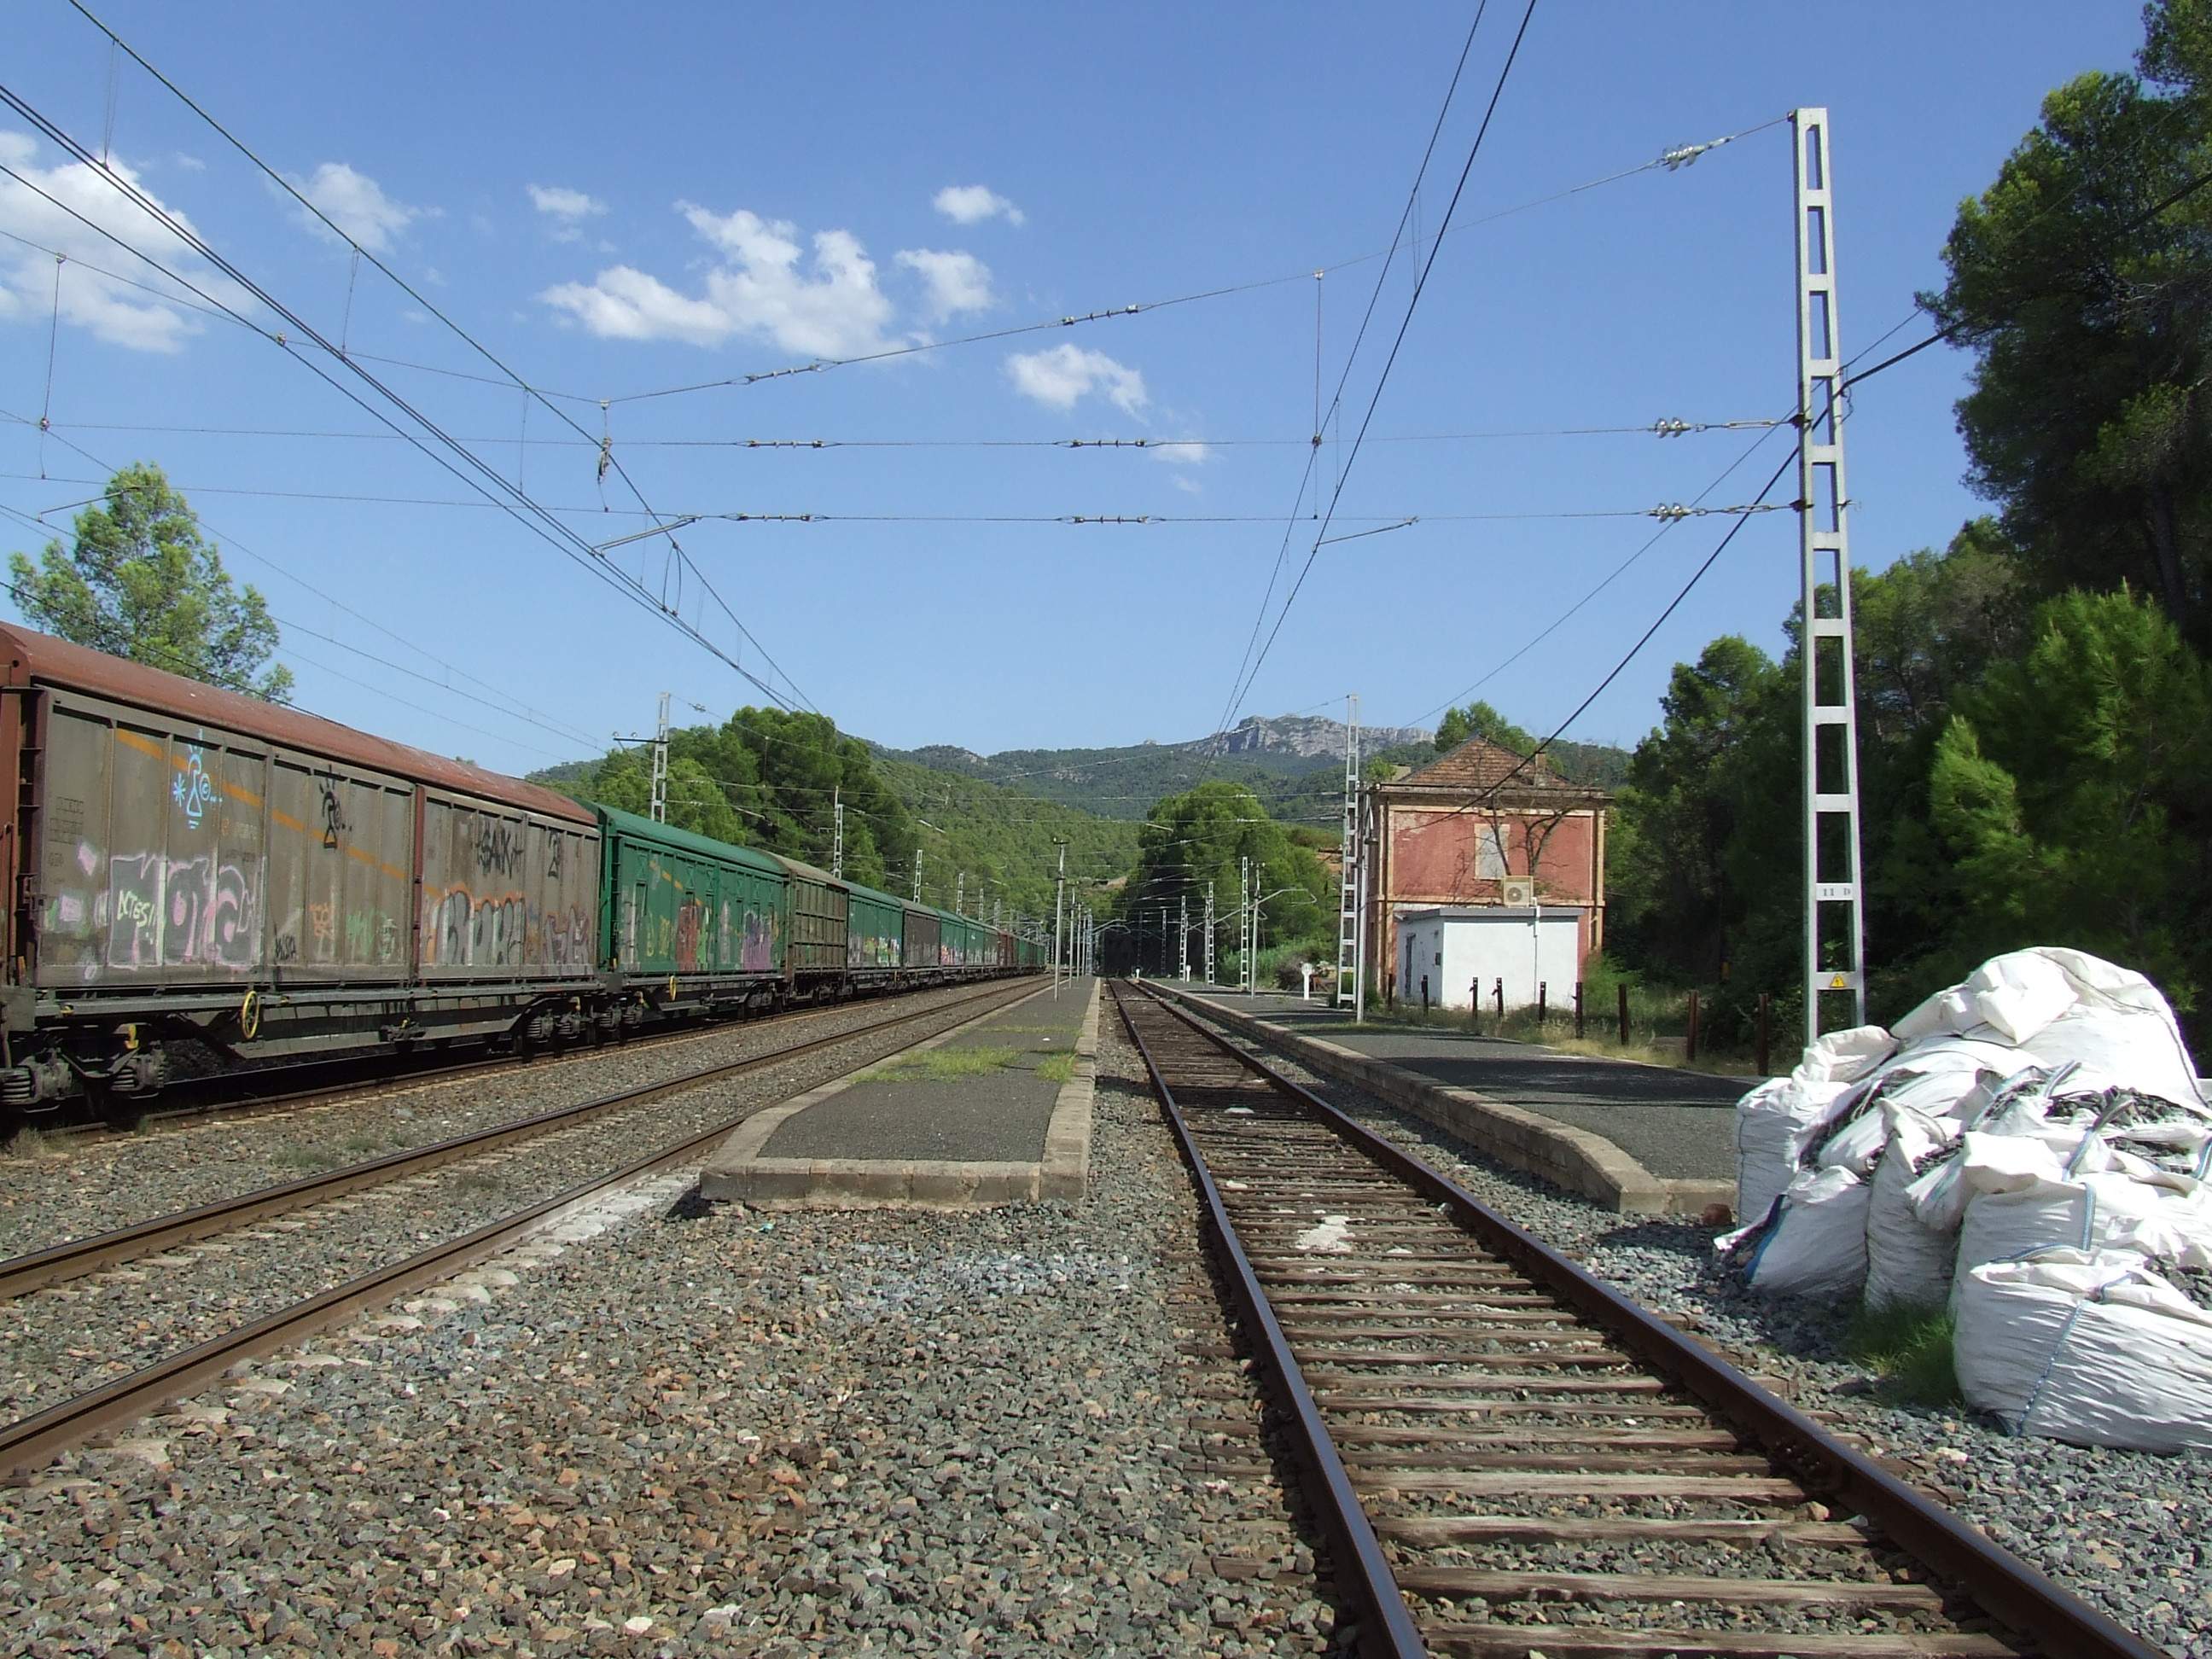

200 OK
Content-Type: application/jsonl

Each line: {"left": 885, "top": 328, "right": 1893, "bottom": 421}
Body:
{"left": 1361, "top": 736, "right": 1611, "bottom": 1010}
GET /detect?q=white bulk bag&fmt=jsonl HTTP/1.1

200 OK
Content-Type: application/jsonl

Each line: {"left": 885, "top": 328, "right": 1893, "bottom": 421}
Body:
{"left": 1864, "top": 1106, "right": 1960, "bottom": 1311}
{"left": 1872, "top": 1040, "right": 2029, "bottom": 1121}
{"left": 1953, "top": 1250, "right": 2212, "bottom": 1452}
{"left": 1893, "top": 950, "right": 2076, "bottom": 1046}
{"left": 1895, "top": 947, "right": 2204, "bottom": 1108}
{"left": 1793, "top": 1025, "right": 1896, "bottom": 1086}
{"left": 1720, "top": 1165, "right": 1870, "bottom": 1300}
{"left": 1953, "top": 1160, "right": 2212, "bottom": 1285}
{"left": 1734, "top": 1076, "right": 1848, "bottom": 1224}
{"left": 1812, "top": 1099, "right": 1891, "bottom": 1177}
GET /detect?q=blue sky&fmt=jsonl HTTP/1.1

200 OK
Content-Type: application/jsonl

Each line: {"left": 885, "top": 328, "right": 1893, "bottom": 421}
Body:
{"left": 0, "top": 2, "right": 2147, "bottom": 778}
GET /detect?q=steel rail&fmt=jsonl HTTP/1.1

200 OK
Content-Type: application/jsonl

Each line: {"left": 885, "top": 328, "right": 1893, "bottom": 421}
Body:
{"left": 0, "top": 980, "right": 1027, "bottom": 1303}
{"left": 0, "top": 975, "right": 1045, "bottom": 1480}
{"left": 1137, "top": 981, "right": 2165, "bottom": 1659}
{"left": 38, "top": 974, "right": 1025, "bottom": 1145}
{"left": 1112, "top": 982, "right": 1429, "bottom": 1659}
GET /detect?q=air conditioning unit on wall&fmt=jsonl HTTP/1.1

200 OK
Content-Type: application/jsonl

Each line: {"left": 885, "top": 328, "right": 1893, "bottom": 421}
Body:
{"left": 1499, "top": 877, "right": 1537, "bottom": 907}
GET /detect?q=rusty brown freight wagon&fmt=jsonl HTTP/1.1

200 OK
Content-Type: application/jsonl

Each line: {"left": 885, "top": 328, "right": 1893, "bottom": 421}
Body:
{"left": 0, "top": 622, "right": 602, "bottom": 1111}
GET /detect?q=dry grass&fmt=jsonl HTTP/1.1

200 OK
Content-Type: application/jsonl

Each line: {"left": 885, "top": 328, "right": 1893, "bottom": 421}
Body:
{"left": 2, "top": 1126, "right": 64, "bottom": 1161}
{"left": 860, "top": 1045, "right": 1020, "bottom": 1085}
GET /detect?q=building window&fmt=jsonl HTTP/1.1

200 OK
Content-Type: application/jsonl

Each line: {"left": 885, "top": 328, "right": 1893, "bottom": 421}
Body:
{"left": 1476, "top": 825, "right": 1508, "bottom": 881}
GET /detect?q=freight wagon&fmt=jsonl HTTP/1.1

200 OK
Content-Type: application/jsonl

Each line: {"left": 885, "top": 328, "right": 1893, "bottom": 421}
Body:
{"left": 0, "top": 623, "right": 1039, "bottom": 1115}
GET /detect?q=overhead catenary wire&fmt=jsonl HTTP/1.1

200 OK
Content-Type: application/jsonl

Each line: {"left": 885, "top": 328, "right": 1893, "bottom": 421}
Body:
{"left": 579, "top": 113, "right": 1781, "bottom": 409}
{"left": 1447, "top": 308, "right": 1970, "bottom": 813}
{"left": 0, "top": 412, "right": 608, "bottom": 753}
{"left": 0, "top": 82, "right": 814, "bottom": 719}
{"left": 0, "top": 475, "right": 1789, "bottom": 527}
{"left": 22, "top": 12, "right": 819, "bottom": 715}
{"left": 1219, "top": 0, "right": 1545, "bottom": 732}
{"left": 18, "top": 416, "right": 1784, "bottom": 451}
{"left": 0, "top": 500, "right": 579, "bottom": 759}
{"left": 1215, "top": 2, "right": 1499, "bottom": 744}
{"left": 1414, "top": 138, "right": 2212, "bottom": 757}
{"left": 1406, "top": 421, "right": 1788, "bottom": 725}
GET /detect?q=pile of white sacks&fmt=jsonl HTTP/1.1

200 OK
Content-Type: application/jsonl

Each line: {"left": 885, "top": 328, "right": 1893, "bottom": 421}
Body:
{"left": 1716, "top": 947, "right": 2212, "bottom": 1452}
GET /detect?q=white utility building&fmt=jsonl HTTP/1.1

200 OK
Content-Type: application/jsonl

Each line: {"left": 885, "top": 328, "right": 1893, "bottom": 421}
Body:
{"left": 1394, "top": 903, "right": 1584, "bottom": 1011}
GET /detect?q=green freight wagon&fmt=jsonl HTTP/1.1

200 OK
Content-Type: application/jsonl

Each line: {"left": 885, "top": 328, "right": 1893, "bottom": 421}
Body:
{"left": 844, "top": 880, "right": 905, "bottom": 981}
{"left": 762, "top": 853, "right": 847, "bottom": 996}
{"left": 596, "top": 806, "right": 786, "bottom": 1011}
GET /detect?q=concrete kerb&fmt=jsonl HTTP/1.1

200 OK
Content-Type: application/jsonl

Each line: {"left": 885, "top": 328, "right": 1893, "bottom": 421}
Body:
{"left": 1155, "top": 984, "right": 1734, "bottom": 1219}
{"left": 697, "top": 978, "right": 1100, "bottom": 1210}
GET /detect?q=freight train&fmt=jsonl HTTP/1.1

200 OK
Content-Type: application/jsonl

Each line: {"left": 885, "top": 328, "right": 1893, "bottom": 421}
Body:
{"left": 0, "top": 622, "right": 1043, "bottom": 1115}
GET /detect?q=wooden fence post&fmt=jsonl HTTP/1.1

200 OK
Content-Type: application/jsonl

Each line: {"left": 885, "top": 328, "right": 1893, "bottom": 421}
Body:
{"left": 1618, "top": 981, "right": 1630, "bottom": 1044}
{"left": 1686, "top": 990, "right": 1701, "bottom": 1063}
{"left": 1574, "top": 981, "right": 1585, "bottom": 1039}
{"left": 1537, "top": 981, "right": 1547, "bottom": 1031}
{"left": 1757, "top": 992, "right": 1772, "bottom": 1076}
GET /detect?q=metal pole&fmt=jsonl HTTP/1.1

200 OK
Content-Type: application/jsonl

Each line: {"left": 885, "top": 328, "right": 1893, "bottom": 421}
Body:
{"left": 1052, "top": 841, "right": 1066, "bottom": 995}
{"left": 1179, "top": 893, "right": 1189, "bottom": 981}
{"left": 1335, "top": 692, "right": 1361, "bottom": 1009}
{"left": 956, "top": 871, "right": 963, "bottom": 916}
{"left": 1204, "top": 882, "right": 1216, "bottom": 987}
{"left": 1239, "top": 858, "right": 1249, "bottom": 995}
{"left": 649, "top": 691, "right": 670, "bottom": 824}
{"left": 1344, "top": 787, "right": 1362, "bottom": 1022}
{"left": 1793, "top": 107, "right": 1868, "bottom": 1044}
{"left": 830, "top": 786, "right": 843, "bottom": 880}
{"left": 912, "top": 848, "right": 922, "bottom": 902}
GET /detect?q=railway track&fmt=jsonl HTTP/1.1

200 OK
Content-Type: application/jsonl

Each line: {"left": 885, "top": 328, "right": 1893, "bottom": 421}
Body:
{"left": 1114, "top": 981, "right": 2163, "bottom": 1659}
{"left": 0, "top": 976, "right": 1041, "bottom": 1481}
{"left": 26, "top": 978, "right": 1014, "bottom": 1148}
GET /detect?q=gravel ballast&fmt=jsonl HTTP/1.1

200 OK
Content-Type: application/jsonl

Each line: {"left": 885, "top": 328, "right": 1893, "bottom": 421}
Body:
{"left": 1173, "top": 998, "right": 2210, "bottom": 1659}
{"left": 2, "top": 1000, "right": 1350, "bottom": 1656}
{"left": 0, "top": 981, "right": 1009, "bottom": 1260}
{"left": 0, "top": 984, "right": 1042, "bottom": 1425}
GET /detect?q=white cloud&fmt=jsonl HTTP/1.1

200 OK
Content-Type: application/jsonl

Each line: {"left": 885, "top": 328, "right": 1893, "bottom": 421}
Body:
{"left": 1150, "top": 439, "right": 1209, "bottom": 467}
{"left": 289, "top": 161, "right": 420, "bottom": 253}
{"left": 1004, "top": 344, "right": 1148, "bottom": 416}
{"left": 540, "top": 203, "right": 895, "bottom": 358}
{"left": 933, "top": 183, "right": 1023, "bottom": 226}
{"left": 0, "top": 130, "right": 253, "bottom": 352}
{"left": 172, "top": 152, "right": 206, "bottom": 172}
{"left": 1173, "top": 474, "right": 1202, "bottom": 495}
{"left": 527, "top": 183, "right": 604, "bottom": 220}
{"left": 527, "top": 183, "right": 606, "bottom": 242}
{"left": 894, "top": 247, "right": 993, "bottom": 321}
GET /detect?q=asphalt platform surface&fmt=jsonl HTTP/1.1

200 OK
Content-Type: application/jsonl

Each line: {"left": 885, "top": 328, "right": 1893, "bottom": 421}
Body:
{"left": 1172, "top": 982, "right": 1747, "bottom": 1182}
{"left": 760, "top": 977, "right": 1094, "bottom": 1164}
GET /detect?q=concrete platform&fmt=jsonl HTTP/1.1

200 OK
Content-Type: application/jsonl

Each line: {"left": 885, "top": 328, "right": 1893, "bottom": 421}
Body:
{"left": 1155, "top": 981, "right": 1742, "bottom": 1218}
{"left": 699, "top": 977, "right": 1099, "bottom": 1209}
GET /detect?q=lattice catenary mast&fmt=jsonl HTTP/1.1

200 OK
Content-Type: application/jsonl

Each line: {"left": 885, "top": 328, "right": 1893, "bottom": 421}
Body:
{"left": 1792, "top": 108, "right": 1868, "bottom": 1041}
{"left": 649, "top": 691, "right": 671, "bottom": 824}
{"left": 1334, "top": 694, "right": 1364, "bottom": 1021}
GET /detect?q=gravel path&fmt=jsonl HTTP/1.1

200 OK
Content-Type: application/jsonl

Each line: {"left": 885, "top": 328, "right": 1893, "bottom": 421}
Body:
{"left": 0, "top": 982, "right": 1006, "bottom": 1260}
{"left": 1, "top": 999, "right": 1353, "bottom": 1655}
{"left": 1173, "top": 999, "right": 2210, "bottom": 1659}
{"left": 1, "top": 984, "right": 1041, "bottom": 1425}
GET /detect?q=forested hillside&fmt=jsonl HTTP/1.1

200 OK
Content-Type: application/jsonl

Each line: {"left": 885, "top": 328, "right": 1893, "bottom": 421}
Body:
{"left": 533, "top": 709, "right": 1135, "bottom": 925}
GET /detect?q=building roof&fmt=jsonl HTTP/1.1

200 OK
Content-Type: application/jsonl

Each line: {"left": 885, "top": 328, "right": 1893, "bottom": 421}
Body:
{"left": 0, "top": 620, "right": 595, "bottom": 825}
{"left": 1388, "top": 735, "right": 1597, "bottom": 798}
